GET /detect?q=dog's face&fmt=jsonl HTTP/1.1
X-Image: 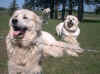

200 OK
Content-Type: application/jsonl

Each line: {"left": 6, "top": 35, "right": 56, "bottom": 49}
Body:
{"left": 9, "top": 9, "right": 42, "bottom": 47}
{"left": 64, "top": 15, "right": 79, "bottom": 31}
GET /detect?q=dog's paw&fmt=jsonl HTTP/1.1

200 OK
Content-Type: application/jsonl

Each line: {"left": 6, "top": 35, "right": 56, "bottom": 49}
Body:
{"left": 74, "top": 48, "right": 84, "bottom": 54}
{"left": 65, "top": 49, "right": 79, "bottom": 57}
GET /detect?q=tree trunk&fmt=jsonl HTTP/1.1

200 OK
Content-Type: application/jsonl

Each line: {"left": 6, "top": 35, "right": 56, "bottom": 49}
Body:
{"left": 9, "top": 0, "right": 18, "bottom": 16}
{"left": 50, "top": 0, "right": 54, "bottom": 19}
{"left": 62, "top": 0, "right": 66, "bottom": 20}
{"left": 85, "top": 0, "right": 89, "bottom": 4}
{"left": 69, "top": 0, "right": 72, "bottom": 15}
{"left": 78, "top": 0, "right": 84, "bottom": 22}
{"left": 55, "top": 0, "right": 58, "bottom": 19}
{"left": 31, "top": 0, "right": 35, "bottom": 10}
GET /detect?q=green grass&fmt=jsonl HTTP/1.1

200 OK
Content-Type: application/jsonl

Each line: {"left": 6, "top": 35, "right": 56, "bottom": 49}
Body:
{"left": 0, "top": 12, "right": 100, "bottom": 74}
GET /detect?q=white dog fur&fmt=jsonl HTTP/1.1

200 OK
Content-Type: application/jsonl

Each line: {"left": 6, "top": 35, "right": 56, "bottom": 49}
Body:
{"left": 42, "top": 8, "right": 50, "bottom": 24}
{"left": 43, "top": 8, "right": 50, "bottom": 14}
{"left": 56, "top": 15, "right": 80, "bottom": 40}
{"left": 6, "top": 9, "right": 82, "bottom": 74}
{"left": 56, "top": 15, "right": 84, "bottom": 53}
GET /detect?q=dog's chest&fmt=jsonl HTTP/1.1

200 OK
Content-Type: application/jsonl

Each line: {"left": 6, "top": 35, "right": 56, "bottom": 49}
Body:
{"left": 11, "top": 46, "right": 42, "bottom": 66}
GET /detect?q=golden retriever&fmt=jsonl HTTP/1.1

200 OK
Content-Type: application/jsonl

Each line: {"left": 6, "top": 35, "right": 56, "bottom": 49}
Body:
{"left": 6, "top": 9, "right": 81, "bottom": 74}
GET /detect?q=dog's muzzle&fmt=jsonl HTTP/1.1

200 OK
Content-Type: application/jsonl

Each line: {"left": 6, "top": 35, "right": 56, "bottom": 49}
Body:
{"left": 12, "top": 23, "right": 27, "bottom": 38}
{"left": 67, "top": 20, "right": 73, "bottom": 28}
{"left": 12, "top": 19, "right": 18, "bottom": 26}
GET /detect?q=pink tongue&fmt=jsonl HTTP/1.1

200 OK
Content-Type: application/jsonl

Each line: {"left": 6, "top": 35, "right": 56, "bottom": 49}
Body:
{"left": 13, "top": 31, "right": 21, "bottom": 37}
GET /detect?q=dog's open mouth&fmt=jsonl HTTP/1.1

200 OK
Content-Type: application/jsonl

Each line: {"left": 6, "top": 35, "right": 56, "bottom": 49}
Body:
{"left": 67, "top": 21, "right": 73, "bottom": 28}
{"left": 12, "top": 25, "right": 27, "bottom": 38}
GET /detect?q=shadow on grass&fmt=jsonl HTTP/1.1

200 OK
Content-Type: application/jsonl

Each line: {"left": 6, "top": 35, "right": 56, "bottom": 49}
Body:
{"left": 83, "top": 19, "right": 100, "bottom": 23}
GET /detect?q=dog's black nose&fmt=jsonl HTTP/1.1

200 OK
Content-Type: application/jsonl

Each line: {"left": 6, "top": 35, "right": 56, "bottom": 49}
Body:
{"left": 70, "top": 20, "right": 72, "bottom": 22}
{"left": 68, "top": 20, "right": 73, "bottom": 28}
{"left": 12, "top": 19, "right": 18, "bottom": 25}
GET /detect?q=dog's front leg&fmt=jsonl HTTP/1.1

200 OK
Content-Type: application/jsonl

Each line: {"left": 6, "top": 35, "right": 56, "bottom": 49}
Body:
{"left": 43, "top": 41, "right": 81, "bottom": 57}
{"left": 42, "top": 41, "right": 69, "bottom": 57}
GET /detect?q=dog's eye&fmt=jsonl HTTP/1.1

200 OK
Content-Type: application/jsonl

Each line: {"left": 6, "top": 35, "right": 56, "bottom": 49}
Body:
{"left": 15, "top": 15, "right": 18, "bottom": 17}
{"left": 23, "top": 16, "right": 28, "bottom": 19}
{"left": 72, "top": 18, "right": 74, "bottom": 20}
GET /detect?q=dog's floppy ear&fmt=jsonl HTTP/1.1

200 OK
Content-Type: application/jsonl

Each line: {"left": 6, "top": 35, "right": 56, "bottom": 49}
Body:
{"left": 33, "top": 12, "right": 43, "bottom": 32}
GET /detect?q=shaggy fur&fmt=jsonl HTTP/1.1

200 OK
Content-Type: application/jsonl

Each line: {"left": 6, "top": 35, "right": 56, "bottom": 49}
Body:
{"left": 6, "top": 9, "right": 81, "bottom": 74}
{"left": 56, "top": 15, "right": 84, "bottom": 54}
{"left": 43, "top": 8, "right": 50, "bottom": 14}
{"left": 42, "top": 8, "right": 50, "bottom": 24}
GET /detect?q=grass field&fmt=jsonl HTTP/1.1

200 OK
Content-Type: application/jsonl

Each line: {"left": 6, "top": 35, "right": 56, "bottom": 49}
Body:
{"left": 0, "top": 12, "right": 100, "bottom": 74}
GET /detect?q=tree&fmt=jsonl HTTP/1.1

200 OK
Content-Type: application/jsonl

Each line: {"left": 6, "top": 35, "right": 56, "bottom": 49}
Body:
{"left": 23, "top": 0, "right": 50, "bottom": 10}
{"left": 62, "top": 0, "right": 66, "bottom": 20}
{"left": 69, "top": 0, "right": 72, "bottom": 15}
{"left": 50, "top": 0, "right": 54, "bottom": 19}
{"left": 23, "top": 0, "right": 33, "bottom": 9}
{"left": 55, "top": 0, "right": 58, "bottom": 19}
{"left": 95, "top": 0, "right": 100, "bottom": 2}
{"left": 42, "top": 0, "right": 50, "bottom": 8}
{"left": 0, "top": 7, "right": 7, "bottom": 11}
{"left": 9, "top": 0, "right": 19, "bottom": 15}
{"left": 78, "top": 0, "right": 84, "bottom": 21}
{"left": 85, "top": 0, "right": 89, "bottom": 4}
{"left": 23, "top": 0, "right": 29, "bottom": 9}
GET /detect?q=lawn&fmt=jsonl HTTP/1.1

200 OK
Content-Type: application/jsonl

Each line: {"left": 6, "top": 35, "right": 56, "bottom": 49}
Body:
{"left": 0, "top": 12, "right": 100, "bottom": 74}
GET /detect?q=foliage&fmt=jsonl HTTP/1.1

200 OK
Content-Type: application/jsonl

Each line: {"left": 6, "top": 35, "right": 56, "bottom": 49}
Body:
{"left": 0, "top": 7, "right": 7, "bottom": 11}
{"left": 8, "top": 0, "right": 19, "bottom": 15}
{"left": 23, "top": 0, "right": 50, "bottom": 10}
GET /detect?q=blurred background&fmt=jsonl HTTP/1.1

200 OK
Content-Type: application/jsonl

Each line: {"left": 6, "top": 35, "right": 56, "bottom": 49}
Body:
{"left": 0, "top": 0, "right": 100, "bottom": 74}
